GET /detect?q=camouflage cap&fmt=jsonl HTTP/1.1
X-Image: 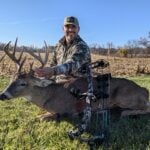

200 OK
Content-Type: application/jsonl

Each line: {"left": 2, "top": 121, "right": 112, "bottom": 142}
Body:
{"left": 64, "top": 16, "right": 79, "bottom": 27}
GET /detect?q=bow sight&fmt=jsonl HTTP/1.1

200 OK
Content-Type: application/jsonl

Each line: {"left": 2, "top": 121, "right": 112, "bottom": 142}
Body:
{"left": 68, "top": 59, "right": 110, "bottom": 150}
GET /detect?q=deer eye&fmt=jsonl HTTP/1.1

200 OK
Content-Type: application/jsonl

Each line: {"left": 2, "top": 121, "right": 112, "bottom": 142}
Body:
{"left": 18, "top": 80, "right": 27, "bottom": 86}
{"left": 20, "top": 83, "right": 27, "bottom": 86}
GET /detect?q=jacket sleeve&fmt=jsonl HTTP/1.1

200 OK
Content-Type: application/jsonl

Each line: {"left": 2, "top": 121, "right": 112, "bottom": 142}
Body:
{"left": 52, "top": 43, "right": 91, "bottom": 75}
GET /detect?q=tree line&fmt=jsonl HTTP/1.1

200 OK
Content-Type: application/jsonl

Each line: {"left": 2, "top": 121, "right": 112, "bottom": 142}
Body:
{"left": 0, "top": 32, "right": 150, "bottom": 58}
{"left": 90, "top": 32, "right": 150, "bottom": 58}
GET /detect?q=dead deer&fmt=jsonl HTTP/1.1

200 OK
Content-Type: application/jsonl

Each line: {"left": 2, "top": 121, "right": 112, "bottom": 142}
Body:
{"left": 0, "top": 39, "right": 150, "bottom": 120}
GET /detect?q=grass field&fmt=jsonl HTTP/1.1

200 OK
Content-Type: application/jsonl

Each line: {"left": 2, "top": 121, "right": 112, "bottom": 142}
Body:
{"left": 0, "top": 75, "right": 150, "bottom": 150}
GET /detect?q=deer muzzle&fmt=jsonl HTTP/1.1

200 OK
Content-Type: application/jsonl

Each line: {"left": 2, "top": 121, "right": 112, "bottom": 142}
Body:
{"left": 0, "top": 91, "right": 12, "bottom": 100}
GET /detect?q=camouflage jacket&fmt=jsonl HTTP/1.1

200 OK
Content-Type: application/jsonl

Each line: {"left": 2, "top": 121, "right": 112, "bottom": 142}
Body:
{"left": 50, "top": 35, "right": 93, "bottom": 94}
{"left": 50, "top": 35, "right": 91, "bottom": 77}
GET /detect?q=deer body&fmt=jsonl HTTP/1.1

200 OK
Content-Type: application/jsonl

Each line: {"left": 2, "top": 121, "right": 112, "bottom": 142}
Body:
{"left": 0, "top": 74, "right": 150, "bottom": 117}
{"left": 26, "top": 84, "right": 77, "bottom": 114}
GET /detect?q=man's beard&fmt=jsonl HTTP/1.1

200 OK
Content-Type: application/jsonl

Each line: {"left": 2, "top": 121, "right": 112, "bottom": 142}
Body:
{"left": 66, "top": 33, "right": 77, "bottom": 43}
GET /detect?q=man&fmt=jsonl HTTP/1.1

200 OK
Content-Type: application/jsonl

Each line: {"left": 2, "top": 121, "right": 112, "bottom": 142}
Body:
{"left": 35, "top": 17, "right": 94, "bottom": 132}
{"left": 35, "top": 16, "right": 93, "bottom": 96}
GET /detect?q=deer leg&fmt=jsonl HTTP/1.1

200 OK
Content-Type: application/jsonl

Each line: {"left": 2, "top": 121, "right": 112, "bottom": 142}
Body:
{"left": 121, "top": 109, "right": 150, "bottom": 117}
{"left": 121, "top": 102, "right": 150, "bottom": 116}
{"left": 37, "top": 112, "right": 73, "bottom": 121}
{"left": 37, "top": 112, "right": 59, "bottom": 121}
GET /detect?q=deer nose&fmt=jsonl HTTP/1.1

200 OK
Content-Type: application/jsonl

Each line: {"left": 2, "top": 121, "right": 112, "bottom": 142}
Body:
{"left": 0, "top": 93, "right": 8, "bottom": 100}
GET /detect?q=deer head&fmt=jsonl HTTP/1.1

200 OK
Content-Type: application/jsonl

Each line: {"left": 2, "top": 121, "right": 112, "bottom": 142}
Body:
{"left": 0, "top": 39, "right": 54, "bottom": 100}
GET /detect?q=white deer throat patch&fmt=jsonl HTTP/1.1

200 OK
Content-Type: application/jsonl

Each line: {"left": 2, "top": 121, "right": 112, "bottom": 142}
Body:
{"left": 34, "top": 79, "right": 55, "bottom": 87}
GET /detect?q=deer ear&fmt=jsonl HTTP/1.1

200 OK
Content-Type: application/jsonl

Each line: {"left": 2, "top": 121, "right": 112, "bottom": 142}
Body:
{"left": 33, "top": 79, "right": 55, "bottom": 87}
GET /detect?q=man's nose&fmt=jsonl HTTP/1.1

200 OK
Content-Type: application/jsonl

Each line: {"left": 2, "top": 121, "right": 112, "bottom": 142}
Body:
{"left": 68, "top": 27, "right": 74, "bottom": 31}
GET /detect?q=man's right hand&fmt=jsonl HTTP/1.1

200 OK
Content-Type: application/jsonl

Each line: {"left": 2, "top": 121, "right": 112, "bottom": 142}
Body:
{"left": 34, "top": 67, "right": 54, "bottom": 78}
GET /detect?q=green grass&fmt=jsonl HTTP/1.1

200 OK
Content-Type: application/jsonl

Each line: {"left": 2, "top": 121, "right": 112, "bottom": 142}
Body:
{"left": 129, "top": 75, "right": 150, "bottom": 92}
{"left": 0, "top": 75, "right": 150, "bottom": 150}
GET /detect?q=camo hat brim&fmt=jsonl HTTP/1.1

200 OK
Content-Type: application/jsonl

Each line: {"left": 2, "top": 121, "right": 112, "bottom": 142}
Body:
{"left": 64, "top": 16, "right": 79, "bottom": 27}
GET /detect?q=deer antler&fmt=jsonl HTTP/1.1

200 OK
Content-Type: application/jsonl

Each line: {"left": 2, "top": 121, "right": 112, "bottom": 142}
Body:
{"left": 3, "top": 38, "right": 26, "bottom": 73}
{"left": 26, "top": 41, "right": 49, "bottom": 68}
{"left": 0, "top": 54, "right": 6, "bottom": 63}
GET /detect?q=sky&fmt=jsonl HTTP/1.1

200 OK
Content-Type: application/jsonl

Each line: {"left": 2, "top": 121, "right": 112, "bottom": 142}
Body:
{"left": 0, "top": 0, "right": 150, "bottom": 48}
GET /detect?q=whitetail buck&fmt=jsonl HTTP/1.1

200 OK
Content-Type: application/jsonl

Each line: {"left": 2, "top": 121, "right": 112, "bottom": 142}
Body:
{"left": 0, "top": 39, "right": 150, "bottom": 120}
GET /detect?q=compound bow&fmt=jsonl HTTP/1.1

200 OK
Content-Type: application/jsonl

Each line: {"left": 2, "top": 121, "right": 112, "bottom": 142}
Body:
{"left": 68, "top": 59, "right": 110, "bottom": 150}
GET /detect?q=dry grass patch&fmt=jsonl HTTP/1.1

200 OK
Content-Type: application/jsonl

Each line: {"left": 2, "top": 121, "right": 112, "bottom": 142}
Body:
{"left": 0, "top": 51, "right": 150, "bottom": 77}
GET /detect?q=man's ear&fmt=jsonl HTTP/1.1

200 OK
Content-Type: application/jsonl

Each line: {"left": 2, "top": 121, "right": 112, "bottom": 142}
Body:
{"left": 78, "top": 26, "right": 80, "bottom": 32}
{"left": 62, "top": 26, "right": 65, "bottom": 32}
{"left": 77, "top": 26, "right": 80, "bottom": 33}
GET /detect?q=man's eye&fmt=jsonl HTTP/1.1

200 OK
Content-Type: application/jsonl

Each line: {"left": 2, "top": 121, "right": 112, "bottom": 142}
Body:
{"left": 65, "top": 25, "right": 76, "bottom": 29}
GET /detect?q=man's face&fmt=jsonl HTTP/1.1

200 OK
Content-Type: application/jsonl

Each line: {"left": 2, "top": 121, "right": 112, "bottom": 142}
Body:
{"left": 63, "top": 24, "right": 80, "bottom": 43}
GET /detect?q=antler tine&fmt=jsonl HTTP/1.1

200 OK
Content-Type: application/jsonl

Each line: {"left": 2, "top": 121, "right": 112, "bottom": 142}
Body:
{"left": 38, "top": 51, "right": 44, "bottom": 66}
{"left": 12, "top": 38, "right": 18, "bottom": 56}
{"left": 43, "top": 40, "right": 49, "bottom": 65}
{"left": 18, "top": 56, "right": 27, "bottom": 73}
{"left": 29, "top": 62, "right": 34, "bottom": 71}
{"left": 0, "top": 54, "right": 6, "bottom": 63}
{"left": 18, "top": 49, "right": 24, "bottom": 62}
{"left": 29, "top": 62, "right": 35, "bottom": 75}
{"left": 4, "top": 39, "right": 26, "bottom": 72}
{"left": 4, "top": 41, "right": 19, "bottom": 67}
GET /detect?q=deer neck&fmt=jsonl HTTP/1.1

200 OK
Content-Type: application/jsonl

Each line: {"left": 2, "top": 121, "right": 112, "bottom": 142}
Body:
{"left": 24, "top": 83, "right": 70, "bottom": 112}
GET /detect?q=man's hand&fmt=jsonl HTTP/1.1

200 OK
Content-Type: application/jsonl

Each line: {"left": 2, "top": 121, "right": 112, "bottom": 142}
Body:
{"left": 34, "top": 67, "right": 54, "bottom": 78}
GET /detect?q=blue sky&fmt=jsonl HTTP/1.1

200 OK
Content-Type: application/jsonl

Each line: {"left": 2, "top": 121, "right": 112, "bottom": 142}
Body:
{"left": 0, "top": 0, "right": 150, "bottom": 48}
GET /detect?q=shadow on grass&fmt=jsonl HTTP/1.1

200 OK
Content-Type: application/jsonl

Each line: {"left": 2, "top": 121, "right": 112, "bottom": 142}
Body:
{"left": 108, "top": 112, "right": 150, "bottom": 150}
{"left": 58, "top": 109, "right": 150, "bottom": 150}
